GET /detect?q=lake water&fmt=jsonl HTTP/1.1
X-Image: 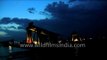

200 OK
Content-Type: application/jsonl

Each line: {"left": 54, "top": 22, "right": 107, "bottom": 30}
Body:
{"left": 0, "top": 45, "right": 29, "bottom": 60}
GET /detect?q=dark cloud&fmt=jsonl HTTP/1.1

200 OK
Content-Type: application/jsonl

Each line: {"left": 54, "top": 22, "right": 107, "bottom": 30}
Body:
{"left": 45, "top": 1, "right": 70, "bottom": 19}
{"left": 0, "top": 17, "right": 11, "bottom": 24}
{"left": 44, "top": 1, "right": 107, "bottom": 36}
{"left": 0, "top": 17, "right": 34, "bottom": 29}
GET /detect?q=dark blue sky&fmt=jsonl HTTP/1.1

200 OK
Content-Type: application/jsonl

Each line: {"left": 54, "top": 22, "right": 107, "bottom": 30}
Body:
{"left": 0, "top": 0, "right": 107, "bottom": 41}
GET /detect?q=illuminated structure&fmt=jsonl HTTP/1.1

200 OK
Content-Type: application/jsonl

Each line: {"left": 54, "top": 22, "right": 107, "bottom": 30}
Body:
{"left": 71, "top": 32, "right": 80, "bottom": 42}
{"left": 26, "top": 22, "right": 37, "bottom": 44}
{"left": 26, "top": 22, "right": 59, "bottom": 44}
{"left": 71, "top": 32, "right": 85, "bottom": 43}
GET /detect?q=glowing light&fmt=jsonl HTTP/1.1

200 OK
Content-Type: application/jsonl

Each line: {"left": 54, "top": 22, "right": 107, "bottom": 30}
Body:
{"left": 9, "top": 45, "right": 12, "bottom": 53}
{"left": 0, "top": 31, "right": 8, "bottom": 36}
{"left": 33, "top": 41, "right": 40, "bottom": 45}
{"left": 58, "top": 40, "right": 62, "bottom": 43}
{"left": 74, "top": 39, "right": 79, "bottom": 42}
{"left": 33, "top": 41, "right": 38, "bottom": 45}
{"left": 26, "top": 39, "right": 32, "bottom": 44}
{"left": 83, "top": 38, "right": 85, "bottom": 40}
{"left": 40, "top": 31, "right": 46, "bottom": 35}
{"left": 26, "top": 35, "right": 32, "bottom": 44}
{"left": 89, "top": 38, "right": 93, "bottom": 40}
{"left": 26, "top": 37, "right": 32, "bottom": 44}
{"left": 30, "top": 28, "right": 36, "bottom": 32}
{"left": 72, "top": 38, "right": 74, "bottom": 41}
{"left": 38, "top": 41, "right": 40, "bottom": 45}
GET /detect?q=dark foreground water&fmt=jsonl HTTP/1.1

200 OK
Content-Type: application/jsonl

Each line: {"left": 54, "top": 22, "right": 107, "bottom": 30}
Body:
{"left": 0, "top": 46, "right": 29, "bottom": 60}
{"left": 0, "top": 39, "right": 106, "bottom": 60}
{"left": 0, "top": 45, "right": 87, "bottom": 60}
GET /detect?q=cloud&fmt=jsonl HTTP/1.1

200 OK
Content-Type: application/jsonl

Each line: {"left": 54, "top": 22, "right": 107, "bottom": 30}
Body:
{"left": 43, "top": 1, "right": 107, "bottom": 35}
{"left": 0, "top": 31, "right": 7, "bottom": 36}
{"left": 0, "top": 31, "right": 10, "bottom": 37}
{"left": 0, "top": 17, "right": 32, "bottom": 26}
{"left": 0, "top": 17, "right": 39, "bottom": 32}
{"left": 0, "top": 23, "right": 25, "bottom": 32}
{"left": 44, "top": 1, "right": 70, "bottom": 19}
{"left": 0, "top": 22, "right": 26, "bottom": 40}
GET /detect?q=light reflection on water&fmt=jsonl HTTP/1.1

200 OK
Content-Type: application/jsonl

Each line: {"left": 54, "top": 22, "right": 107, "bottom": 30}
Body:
{"left": 0, "top": 45, "right": 28, "bottom": 60}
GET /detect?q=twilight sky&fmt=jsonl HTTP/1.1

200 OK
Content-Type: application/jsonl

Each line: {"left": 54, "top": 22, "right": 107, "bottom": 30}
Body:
{"left": 0, "top": 0, "right": 107, "bottom": 41}
{"left": 0, "top": 0, "right": 68, "bottom": 20}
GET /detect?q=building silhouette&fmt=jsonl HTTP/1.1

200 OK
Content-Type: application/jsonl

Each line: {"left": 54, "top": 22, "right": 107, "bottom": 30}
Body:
{"left": 26, "top": 22, "right": 59, "bottom": 44}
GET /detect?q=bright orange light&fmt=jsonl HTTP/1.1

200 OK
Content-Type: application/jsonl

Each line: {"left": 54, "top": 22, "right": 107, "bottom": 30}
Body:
{"left": 26, "top": 37, "right": 32, "bottom": 44}
{"left": 26, "top": 40, "right": 32, "bottom": 44}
